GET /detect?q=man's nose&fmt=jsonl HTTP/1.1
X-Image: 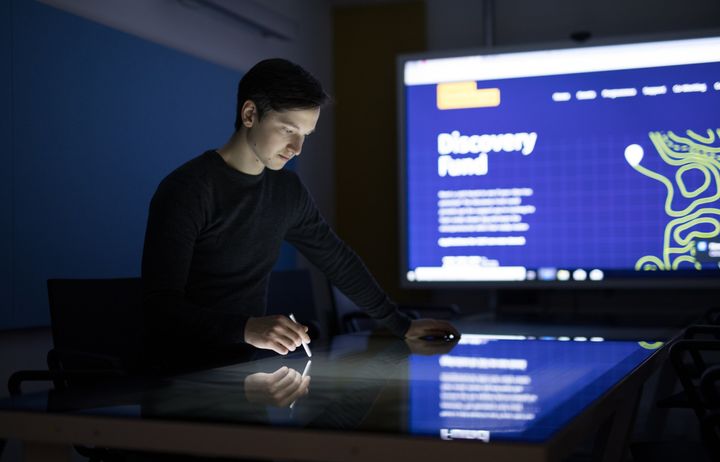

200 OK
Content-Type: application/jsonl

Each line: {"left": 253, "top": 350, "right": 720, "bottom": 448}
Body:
{"left": 288, "top": 135, "right": 304, "bottom": 155}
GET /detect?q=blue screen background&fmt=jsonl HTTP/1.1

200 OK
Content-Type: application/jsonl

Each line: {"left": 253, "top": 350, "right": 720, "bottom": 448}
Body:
{"left": 405, "top": 62, "right": 720, "bottom": 274}
{"left": 409, "top": 338, "right": 655, "bottom": 442}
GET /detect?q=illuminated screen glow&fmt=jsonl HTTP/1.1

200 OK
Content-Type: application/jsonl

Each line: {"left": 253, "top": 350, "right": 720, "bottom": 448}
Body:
{"left": 408, "top": 335, "right": 658, "bottom": 442}
{"left": 400, "top": 35, "right": 720, "bottom": 285}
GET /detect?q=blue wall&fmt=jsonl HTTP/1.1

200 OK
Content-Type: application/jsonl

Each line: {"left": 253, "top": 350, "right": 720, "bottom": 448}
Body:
{"left": 2, "top": 0, "right": 295, "bottom": 329}
{"left": 1, "top": 0, "right": 12, "bottom": 329}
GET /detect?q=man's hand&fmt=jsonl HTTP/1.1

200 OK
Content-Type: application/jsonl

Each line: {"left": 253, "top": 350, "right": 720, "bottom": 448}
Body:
{"left": 244, "top": 315, "right": 311, "bottom": 355}
{"left": 404, "top": 318, "right": 461, "bottom": 355}
{"left": 405, "top": 336, "right": 458, "bottom": 355}
{"left": 244, "top": 366, "right": 310, "bottom": 407}
{"left": 404, "top": 318, "right": 460, "bottom": 340}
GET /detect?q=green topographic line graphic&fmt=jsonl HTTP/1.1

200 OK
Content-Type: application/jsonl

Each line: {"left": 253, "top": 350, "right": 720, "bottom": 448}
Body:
{"left": 676, "top": 164, "right": 711, "bottom": 198}
{"left": 686, "top": 128, "right": 717, "bottom": 145}
{"left": 638, "top": 341, "right": 664, "bottom": 350}
{"left": 634, "top": 129, "right": 720, "bottom": 271}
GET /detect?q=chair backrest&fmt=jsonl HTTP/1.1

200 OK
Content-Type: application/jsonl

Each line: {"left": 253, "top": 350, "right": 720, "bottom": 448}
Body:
{"left": 266, "top": 269, "right": 321, "bottom": 339}
{"left": 47, "top": 278, "right": 144, "bottom": 373}
{"left": 669, "top": 332, "right": 720, "bottom": 453}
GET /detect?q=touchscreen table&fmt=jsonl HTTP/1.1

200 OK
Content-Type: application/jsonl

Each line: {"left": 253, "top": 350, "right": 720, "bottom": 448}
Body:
{"left": 408, "top": 333, "right": 661, "bottom": 442}
{"left": 0, "top": 326, "right": 667, "bottom": 462}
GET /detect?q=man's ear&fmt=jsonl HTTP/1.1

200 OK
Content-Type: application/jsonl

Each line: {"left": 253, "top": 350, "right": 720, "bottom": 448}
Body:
{"left": 241, "top": 100, "right": 257, "bottom": 128}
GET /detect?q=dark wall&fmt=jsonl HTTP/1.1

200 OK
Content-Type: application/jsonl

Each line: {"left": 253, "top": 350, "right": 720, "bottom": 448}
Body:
{"left": 334, "top": 1, "right": 431, "bottom": 305}
{"left": 1, "top": 0, "right": 296, "bottom": 330}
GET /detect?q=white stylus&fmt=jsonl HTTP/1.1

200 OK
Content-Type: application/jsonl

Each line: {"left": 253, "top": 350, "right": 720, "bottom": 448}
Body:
{"left": 289, "top": 359, "right": 312, "bottom": 410}
{"left": 288, "top": 313, "right": 312, "bottom": 357}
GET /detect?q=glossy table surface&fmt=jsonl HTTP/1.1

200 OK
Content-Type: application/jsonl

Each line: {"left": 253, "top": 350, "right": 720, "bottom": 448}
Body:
{"left": 0, "top": 320, "right": 674, "bottom": 461}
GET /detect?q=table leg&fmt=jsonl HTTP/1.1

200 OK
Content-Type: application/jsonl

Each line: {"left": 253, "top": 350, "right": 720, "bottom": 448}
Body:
{"left": 23, "top": 442, "right": 72, "bottom": 462}
{"left": 592, "top": 385, "right": 643, "bottom": 462}
{"left": 643, "top": 358, "right": 678, "bottom": 436}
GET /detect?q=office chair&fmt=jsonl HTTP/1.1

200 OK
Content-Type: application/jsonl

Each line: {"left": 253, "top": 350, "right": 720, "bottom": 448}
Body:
{"left": 48, "top": 278, "right": 145, "bottom": 373}
{"left": 266, "top": 269, "right": 322, "bottom": 340}
{"left": 8, "top": 278, "right": 145, "bottom": 462}
{"left": 667, "top": 333, "right": 720, "bottom": 458}
{"left": 632, "top": 314, "right": 720, "bottom": 462}
{"left": 655, "top": 317, "right": 720, "bottom": 410}
{"left": 647, "top": 308, "right": 720, "bottom": 410}
{"left": 9, "top": 277, "right": 145, "bottom": 393}
{"left": 10, "top": 272, "right": 324, "bottom": 389}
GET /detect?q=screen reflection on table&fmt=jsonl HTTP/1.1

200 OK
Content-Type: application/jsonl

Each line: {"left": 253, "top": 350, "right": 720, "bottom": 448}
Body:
{"left": 408, "top": 334, "right": 661, "bottom": 443}
{"left": 13, "top": 330, "right": 664, "bottom": 448}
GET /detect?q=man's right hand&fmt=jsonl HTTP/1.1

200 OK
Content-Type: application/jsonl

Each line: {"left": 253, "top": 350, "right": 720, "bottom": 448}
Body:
{"left": 244, "top": 315, "right": 311, "bottom": 355}
{"left": 244, "top": 366, "right": 310, "bottom": 407}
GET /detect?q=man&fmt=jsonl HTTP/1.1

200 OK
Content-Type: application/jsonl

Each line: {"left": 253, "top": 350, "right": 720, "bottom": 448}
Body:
{"left": 142, "top": 58, "right": 458, "bottom": 364}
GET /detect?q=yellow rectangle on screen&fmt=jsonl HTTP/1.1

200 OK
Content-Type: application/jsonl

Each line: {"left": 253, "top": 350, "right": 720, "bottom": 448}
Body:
{"left": 436, "top": 82, "right": 501, "bottom": 109}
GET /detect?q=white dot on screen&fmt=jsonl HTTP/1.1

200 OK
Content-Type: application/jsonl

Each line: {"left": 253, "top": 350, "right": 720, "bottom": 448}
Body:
{"left": 624, "top": 144, "right": 644, "bottom": 167}
{"left": 573, "top": 269, "right": 587, "bottom": 281}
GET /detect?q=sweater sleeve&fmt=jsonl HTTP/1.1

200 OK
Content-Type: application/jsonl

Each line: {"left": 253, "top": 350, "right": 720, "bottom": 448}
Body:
{"left": 284, "top": 177, "right": 411, "bottom": 337}
{"left": 141, "top": 176, "right": 249, "bottom": 350}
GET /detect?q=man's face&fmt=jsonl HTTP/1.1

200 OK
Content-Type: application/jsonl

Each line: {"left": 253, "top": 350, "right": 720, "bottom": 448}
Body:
{"left": 245, "top": 106, "right": 321, "bottom": 171}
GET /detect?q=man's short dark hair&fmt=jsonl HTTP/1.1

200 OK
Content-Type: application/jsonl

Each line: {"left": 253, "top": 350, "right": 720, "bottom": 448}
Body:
{"left": 234, "top": 58, "right": 330, "bottom": 131}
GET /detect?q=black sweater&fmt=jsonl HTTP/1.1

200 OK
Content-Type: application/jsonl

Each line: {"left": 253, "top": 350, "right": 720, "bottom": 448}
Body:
{"left": 141, "top": 151, "right": 411, "bottom": 354}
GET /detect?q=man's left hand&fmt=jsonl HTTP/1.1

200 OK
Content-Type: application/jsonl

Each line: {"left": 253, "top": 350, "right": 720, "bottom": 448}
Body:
{"left": 404, "top": 318, "right": 460, "bottom": 340}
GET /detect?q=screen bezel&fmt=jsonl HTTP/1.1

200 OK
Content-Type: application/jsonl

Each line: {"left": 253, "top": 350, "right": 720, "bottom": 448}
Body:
{"left": 397, "top": 29, "right": 720, "bottom": 289}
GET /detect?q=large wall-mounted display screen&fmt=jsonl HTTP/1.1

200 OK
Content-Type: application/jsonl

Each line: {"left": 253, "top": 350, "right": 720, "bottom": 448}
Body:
{"left": 399, "top": 35, "right": 720, "bottom": 287}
